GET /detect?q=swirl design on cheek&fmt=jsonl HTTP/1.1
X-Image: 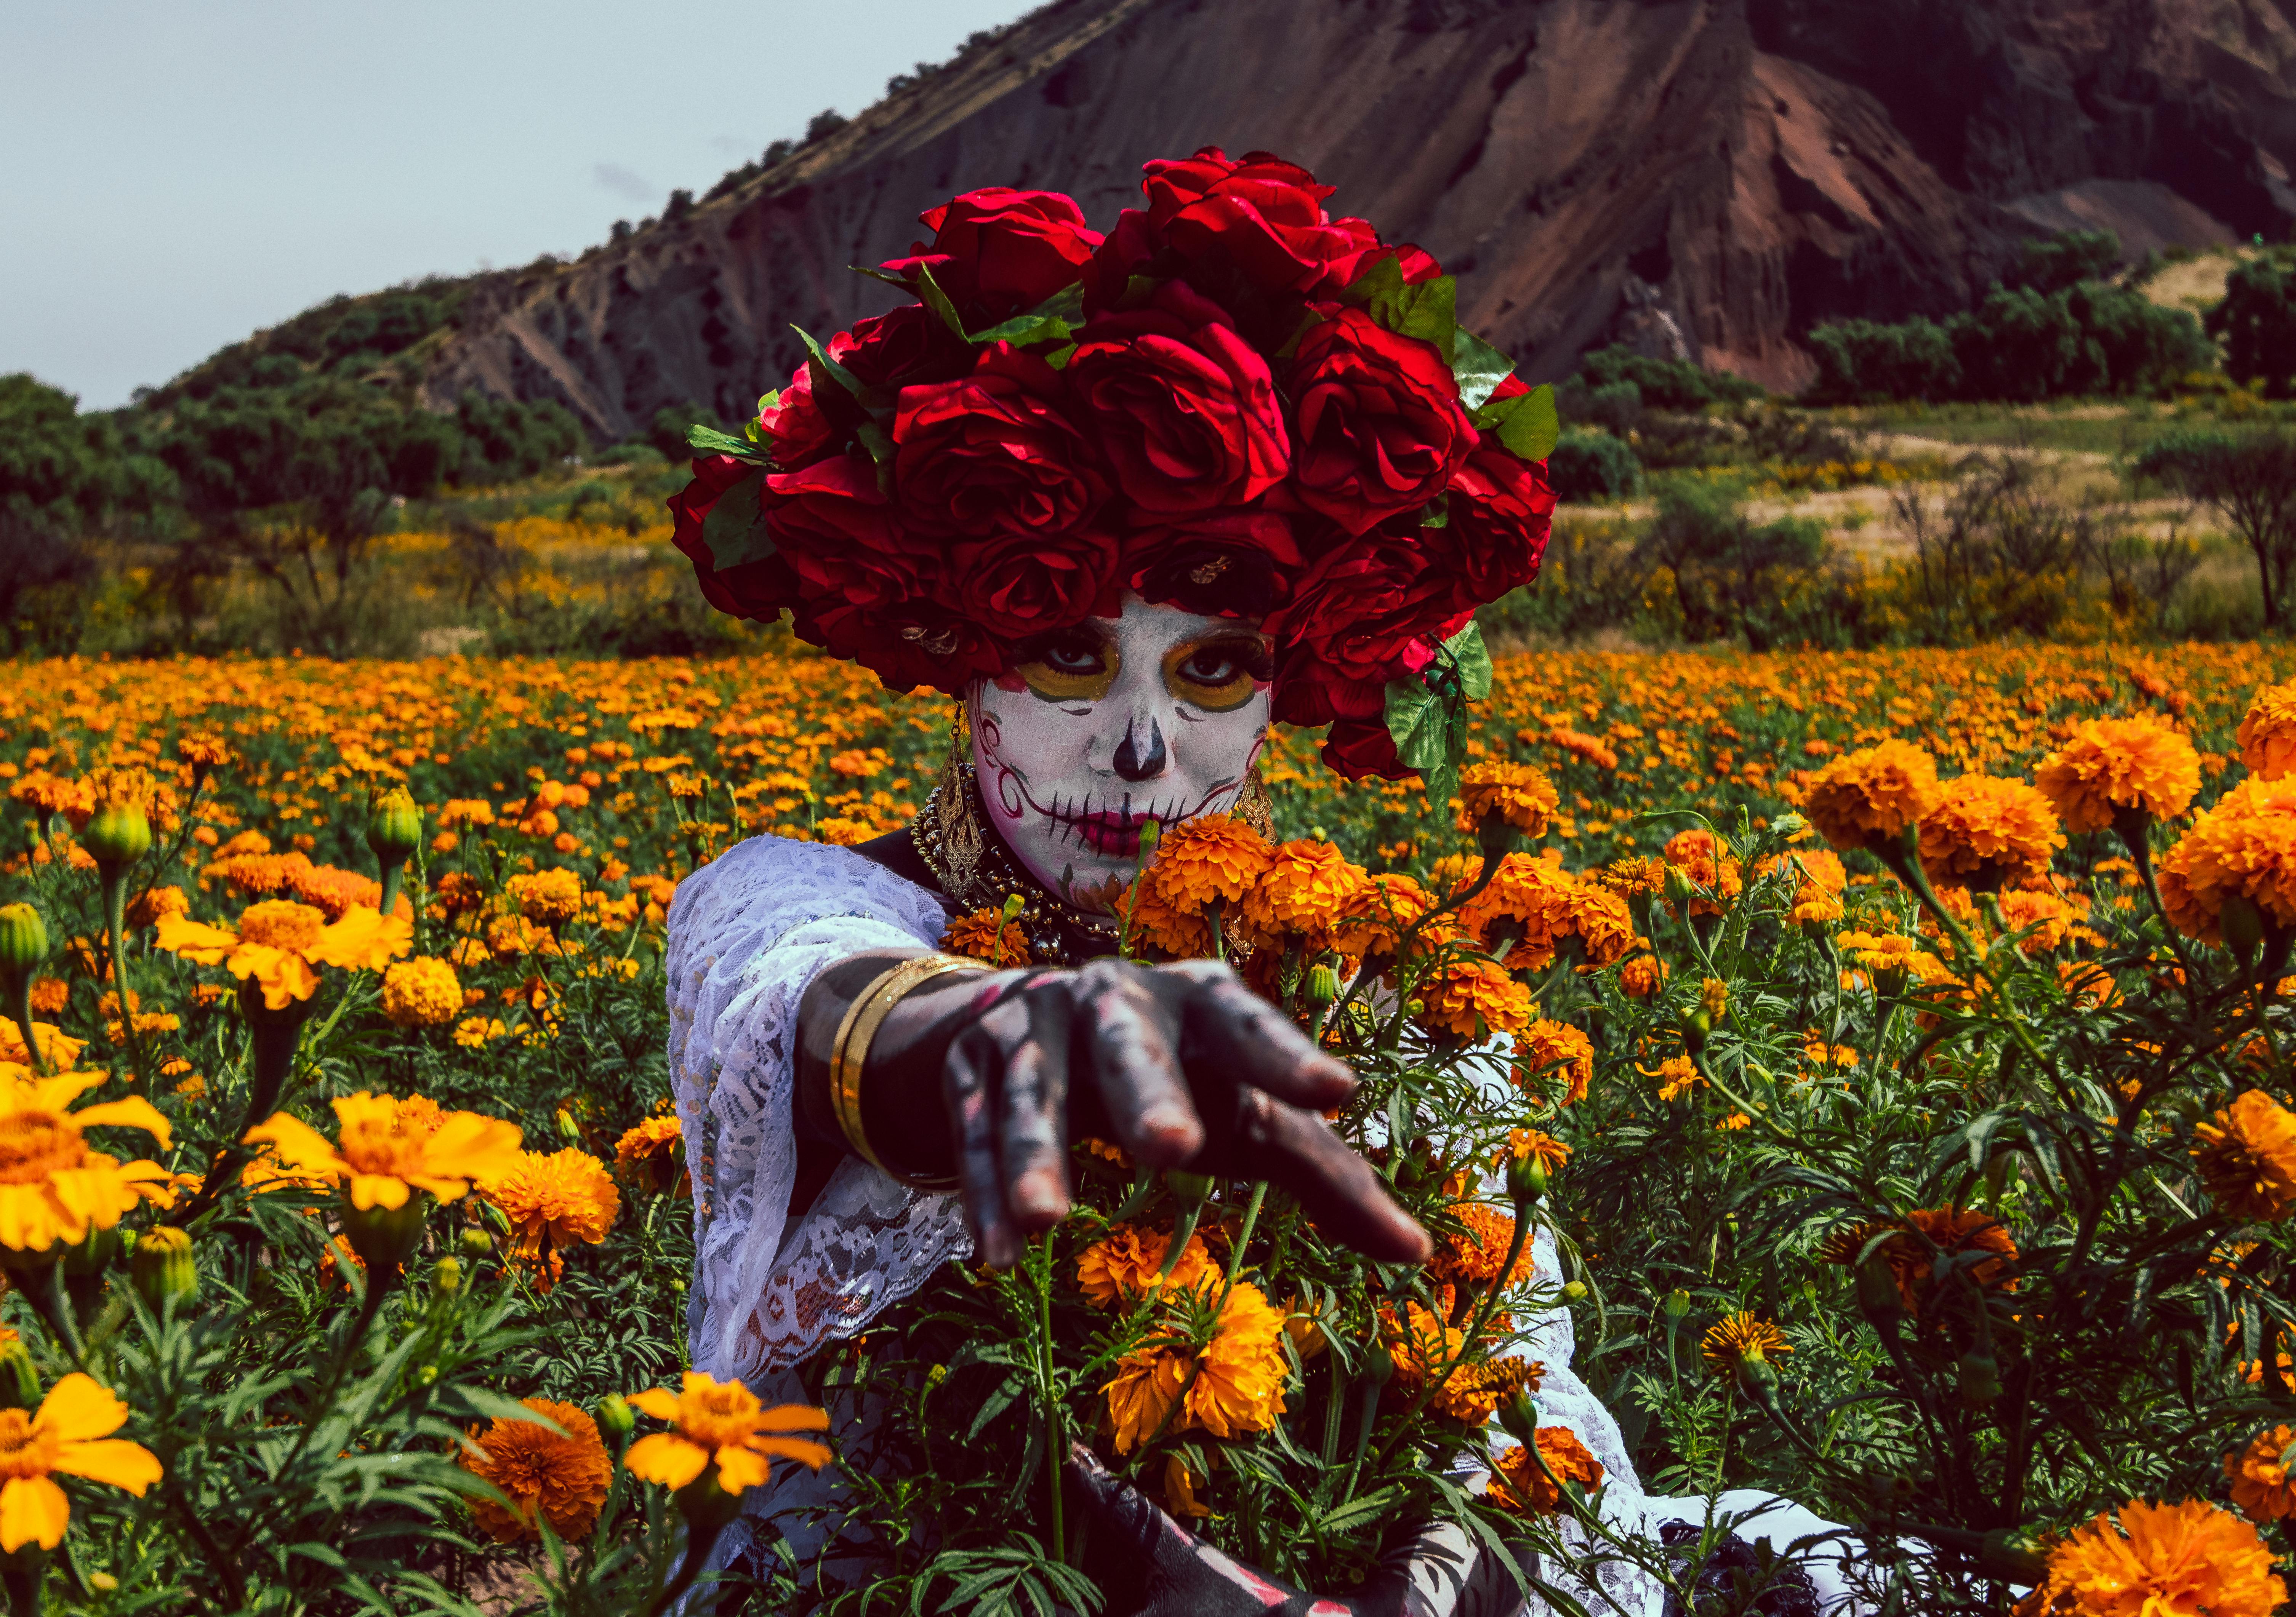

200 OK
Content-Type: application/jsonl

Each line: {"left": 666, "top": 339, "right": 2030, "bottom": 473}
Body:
{"left": 972, "top": 705, "right": 1028, "bottom": 824}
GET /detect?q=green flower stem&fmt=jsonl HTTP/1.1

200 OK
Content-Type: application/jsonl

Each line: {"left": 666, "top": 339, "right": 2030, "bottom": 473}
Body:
{"left": 379, "top": 862, "right": 405, "bottom": 922}
{"left": 6, "top": 976, "right": 46, "bottom": 1079}
{"left": 2118, "top": 819, "right": 2202, "bottom": 1001}
{"left": 173, "top": 995, "right": 309, "bottom": 1229}
{"left": 100, "top": 864, "right": 144, "bottom": 1079}
{"left": 1374, "top": 1202, "right": 1534, "bottom": 1468}
{"left": 1129, "top": 1182, "right": 1269, "bottom": 1469}
{"left": 1031, "top": 1230, "right": 1066, "bottom": 1566}
{"left": 646, "top": 1517, "right": 727, "bottom": 1617}
{"left": 16, "top": 1263, "right": 86, "bottom": 1366}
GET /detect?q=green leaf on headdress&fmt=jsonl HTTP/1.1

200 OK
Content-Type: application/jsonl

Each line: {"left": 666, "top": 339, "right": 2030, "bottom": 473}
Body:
{"left": 1340, "top": 256, "right": 1457, "bottom": 365}
{"left": 1446, "top": 620, "right": 1493, "bottom": 701}
{"left": 1383, "top": 622, "right": 1491, "bottom": 807}
{"left": 909, "top": 262, "right": 970, "bottom": 340}
{"left": 700, "top": 468, "right": 778, "bottom": 571}
{"left": 1474, "top": 382, "right": 1559, "bottom": 462}
{"left": 685, "top": 424, "right": 767, "bottom": 464}
{"left": 970, "top": 283, "right": 1086, "bottom": 350}
{"left": 791, "top": 325, "right": 867, "bottom": 403}
{"left": 1452, "top": 329, "right": 1516, "bottom": 410}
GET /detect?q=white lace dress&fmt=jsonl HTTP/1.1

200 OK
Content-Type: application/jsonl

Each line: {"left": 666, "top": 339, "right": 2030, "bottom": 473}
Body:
{"left": 666, "top": 835, "right": 1864, "bottom": 1612}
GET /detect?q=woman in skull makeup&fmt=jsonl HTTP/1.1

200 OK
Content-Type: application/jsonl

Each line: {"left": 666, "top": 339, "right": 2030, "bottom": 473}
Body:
{"left": 660, "top": 153, "right": 1671, "bottom": 1614}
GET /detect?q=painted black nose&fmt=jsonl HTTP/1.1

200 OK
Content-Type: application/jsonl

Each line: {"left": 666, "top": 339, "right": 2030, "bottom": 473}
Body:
{"left": 1113, "top": 718, "right": 1167, "bottom": 781}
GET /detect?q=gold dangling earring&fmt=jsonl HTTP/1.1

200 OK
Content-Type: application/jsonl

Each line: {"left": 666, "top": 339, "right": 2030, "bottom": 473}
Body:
{"left": 1238, "top": 764, "right": 1274, "bottom": 838}
{"left": 939, "top": 705, "right": 985, "bottom": 900}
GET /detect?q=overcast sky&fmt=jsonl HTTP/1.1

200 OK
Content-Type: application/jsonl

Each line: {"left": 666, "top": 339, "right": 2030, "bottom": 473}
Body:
{"left": 0, "top": 0, "right": 1029, "bottom": 409}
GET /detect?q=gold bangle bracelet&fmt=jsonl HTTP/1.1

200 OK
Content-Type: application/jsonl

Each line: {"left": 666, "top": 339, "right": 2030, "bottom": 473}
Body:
{"left": 829, "top": 953, "right": 989, "bottom": 1190}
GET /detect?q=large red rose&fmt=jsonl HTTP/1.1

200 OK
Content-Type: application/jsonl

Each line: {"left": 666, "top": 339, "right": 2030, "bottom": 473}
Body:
{"left": 835, "top": 303, "right": 974, "bottom": 394}
{"left": 792, "top": 595, "right": 1006, "bottom": 696}
{"left": 765, "top": 456, "right": 936, "bottom": 606}
{"left": 1321, "top": 718, "right": 1413, "bottom": 780}
{"left": 1118, "top": 509, "right": 1302, "bottom": 621}
{"left": 881, "top": 188, "right": 1103, "bottom": 327}
{"left": 1265, "top": 645, "right": 1412, "bottom": 782}
{"left": 953, "top": 527, "right": 1121, "bottom": 638}
{"left": 756, "top": 364, "right": 833, "bottom": 468}
{"left": 1266, "top": 529, "right": 1459, "bottom": 687}
{"left": 1140, "top": 149, "right": 1385, "bottom": 296}
{"left": 1067, "top": 281, "right": 1289, "bottom": 514}
{"left": 892, "top": 344, "right": 1109, "bottom": 540}
{"left": 1425, "top": 444, "right": 1556, "bottom": 606}
{"left": 1287, "top": 309, "right": 1475, "bottom": 535}
{"left": 667, "top": 454, "right": 800, "bottom": 622}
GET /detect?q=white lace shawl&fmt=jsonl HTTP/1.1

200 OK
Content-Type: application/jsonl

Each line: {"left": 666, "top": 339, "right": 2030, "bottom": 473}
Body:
{"left": 666, "top": 833, "right": 971, "bottom": 1385}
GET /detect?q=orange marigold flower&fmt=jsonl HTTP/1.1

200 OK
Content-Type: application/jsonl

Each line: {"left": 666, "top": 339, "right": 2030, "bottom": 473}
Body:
{"left": 1888, "top": 1206, "right": 2019, "bottom": 1308}
{"left": 1417, "top": 957, "right": 1534, "bottom": 1040}
{"left": 2226, "top": 1425, "right": 2295, "bottom": 1524}
{"left": 2191, "top": 1089, "right": 2296, "bottom": 1223}
{"left": 1918, "top": 774, "right": 2064, "bottom": 891}
{"left": 482, "top": 1148, "right": 619, "bottom": 1286}
{"left": 1430, "top": 1353, "right": 1540, "bottom": 1425}
{"left": 1457, "top": 761, "right": 1559, "bottom": 838}
{"left": 942, "top": 906, "right": 1031, "bottom": 967}
{"left": 1120, "top": 876, "right": 1212, "bottom": 960}
{"left": 1429, "top": 1201, "right": 1536, "bottom": 1295}
{"left": 624, "top": 1372, "right": 830, "bottom": 1495}
{"left": 1103, "top": 1280, "right": 1288, "bottom": 1452}
{"left": 1597, "top": 856, "right": 1667, "bottom": 900}
{"left": 156, "top": 899, "right": 410, "bottom": 1009}
{"left": 1662, "top": 829, "right": 1742, "bottom": 916}
{"left": 287, "top": 863, "right": 384, "bottom": 923}
{"left": 507, "top": 868, "right": 584, "bottom": 928}
{"left": 1617, "top": 955, "right": 1666, "bottom": 998}
{"left": 1238, "top": 841, "right": 1367, "bottom": 949}
{"left": 2033, "top": 1498, "right": 2284, "bottom": 1617}
{"left": 1075, "top": 1225, "right": 1215, "bottom": 1309}
{"left": 460, "top": 1397, "right": 613, "bottom": 1543}
{"left": 1802, "top": 739, "right": 1940, "bottom": 856}
{"left": 2158, "top": 779, "right": 2296, "bottom": 944}
{"left": 1513, "top": 1019, "right": 1594, "bottom": 1105}
{"left": 123, "top": 886, "right": 188, "bottom": 931}
{"left": 2038, "top": 713, "right": 2203, "bottom": 832}
{"left": 1644, "top": 1056, "right": 1702, "bottom": 1102}
{"left": 26, "top": 980, "right": 66, "bottom": 1017}
{"left": 1702, "top": 1310, "right": 1790, "bottom": 1365}
{"left": 614, "top": 1114, "right": 688, "bottom": 1198}
{"left": 1146, "top": 813, "right": 1273, "bottom": 912}
{"left": 381, "top": 957, "right": 462, "bottom": 1028}
{"left": 2238, "top": 680, "right": 2296, "bottom": 782}
{"left": 1486, "top": 1427, "right": 1604, "bottom": 1517}
{"left": 1498, "top": 1128, "right": 1571, "bottom": 1177}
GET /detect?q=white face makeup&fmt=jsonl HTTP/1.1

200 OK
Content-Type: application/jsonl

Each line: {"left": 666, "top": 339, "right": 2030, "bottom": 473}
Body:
{"left": 969, "top": 593, "right": 1271, "bottom": 910}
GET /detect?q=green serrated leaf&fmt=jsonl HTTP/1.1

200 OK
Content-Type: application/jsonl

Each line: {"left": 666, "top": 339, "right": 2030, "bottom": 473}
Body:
{"left": 910, "top": 262, "right": 969, "bottom": 340}
{"left": 1453, "top": 328, "right": 1516, "bottom": 409}
{"left": 1419, "top": 493, "right": 1451, "bottom": 529}
{"left": 791, "top": 324, "right": 867, "bottom": 403}
{"left": 685, "top": 424, "right": 765, "bottom": 462}
{"left": 700, "top": 468, "right": 777, "bottom": 572}
{"left": 1446, "top": 620, "right": 1494, "bottom": 701}
{"left": 1339, "top": 256, "right": 1458, "bottom": 363}
{"left": 967, "top": 312, "right": 1072, "bottom": 349}
{"left": 1384, "top": 677, "right": 1448, "bottom": 772}
{"left": 1487, "top": 382, "right": 1559, "bottom": 462}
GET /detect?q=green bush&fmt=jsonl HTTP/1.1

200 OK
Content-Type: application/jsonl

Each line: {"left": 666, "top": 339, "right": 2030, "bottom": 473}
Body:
{"left": 1575, "top": 345, "right": 1764, "bottom": 410}
{"left": 2210, "top": 255, "right": 2296, "bottom": 395}
{"left": 1548, "top": 430, "right": 1643, "bottom": 501}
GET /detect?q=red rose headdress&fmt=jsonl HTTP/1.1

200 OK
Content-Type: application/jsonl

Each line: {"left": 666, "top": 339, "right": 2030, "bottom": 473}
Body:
{"left": 671, "top": 147, "right": 1558, "bottom": 784}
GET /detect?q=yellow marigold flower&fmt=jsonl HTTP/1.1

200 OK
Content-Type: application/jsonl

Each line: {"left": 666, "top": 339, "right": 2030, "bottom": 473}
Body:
{"left": 1918, "top": 774, "right": 2065, "bottom": 891}
{"left": 244, "top": 1091, "right": 521, "bottom": 1211}
{"left": 381, "top": 957, "right": 462, "bottom": 1028}
{"left": 1120, "top": 875, "right": 1214, "bottom": 960}
{"left": 1513, "top": 1019, "right": 1594, "bottom": 1105}
{"left": 1075, "top": 1225, "right": 1215, "bottom": 1309}
{"left": 1802, "top": 739, "right": 1940, "bottom": 855}
{"left": 2034, "top": 1498, "right": 2285, "bottom": 1617}
{"left": 155, "top": 899, "right": 410, "bottom": 1009}
{"left": 2038, "top": 713, "right": 2203, "bottom": 832}
{"left": 1105, "top": 1281, "right": 1288, "bottom": 1453}
{"left": 1238, "top": 840, "right": 1367, "bottom": 949}
{"left": 2226, "top": 1425, "right": 2295, "bottom": 1523}
{"left": 2238, "top": 680, "right": 2296, "bottom": 782}
{"left": 1147, "top": 813, "right": 1273, "bottom": 912}
{"left": 482, "top": 1149, "right": 620, "bottom": 1285}
{"left": 0, "top": 1020, "right": 81, "bottom": 1073}
{"left": 624, "top": 1372, "right": 831, "bottom": 1494}
{"left": 1646, "top": 1056, "right": 1702, "bottom": 1102}
{"left": 614, "top": 1114, "right": 688, "bottom": 1198}
{"left": 2158, "top": 779, "right": 2296, "bottom": 943}
{"left": 507, "top": 868, "right": 583, "bottom": 928}
{"left": 1701, "top": 1311, "right": 1790, "bottom": 1366}
{"left": 1598, "top": 855, "right": 1667, "bottom": 899}
{"left": 1417, "top": 957, "right": 1534, "bottom": 1040}
{"left": 1486, "top": 1426, "right": 1604, "bottom": 1517}
{"left": 176, "top": 733, "right": 232, "bottom": 771}
{"left": 460, "top": 1397, "right": 613, "bottom": 1544}
{"left": 0, "top": 1066, "right": 172, "bottom": 1252}
{"left": 0, "top": 1372, "right": 162, "bottom": 1551}
{"left": 123, "top": 885, "right": 188, "bottom": 931}
{"left": 1331, "top": 872, "right": 1438, "bottom": 963}
{"left": 453, "top": 1016, "right": 507, "bottom": 1049}
{"left": 1431, "top": 1353, "right": 1540, "bottom": 1425}
{"left": 2191, "top": 1090, "right": 2296, "bottom": 1223}
{"left": 1457, "top": 761, "right": 1559, "bottom": 837}
{"left": 1662, "top": 829, "right": 1742, "bottom": 916}
{"left": 1499, "top": 1128, "right": 1571, "bottom": 1177}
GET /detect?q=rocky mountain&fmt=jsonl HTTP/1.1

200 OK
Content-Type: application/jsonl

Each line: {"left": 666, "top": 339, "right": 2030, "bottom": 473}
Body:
{"left": 416, "top": 0, "right": 2296, "bottom": 434}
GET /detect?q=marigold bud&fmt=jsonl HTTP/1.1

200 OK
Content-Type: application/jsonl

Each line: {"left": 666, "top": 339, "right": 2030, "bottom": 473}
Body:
{"left": 1135, "top": 818, "right": 1162, "bottom": 867}
{"left": 83, "top": 801, "right": 152, "bottom": 867}
{"left": 367, "top": 785, "right": 423, "bottom": 866}
{"left": 1498, "top": 1386, "right": 1539, "bottom": 1447}
{"left": 0, "top": 904, "right": 46, "bottom": 978}
{"left": 1507, "top": 1150, "right": 1550, "bottom": 1204}
{"left": 2222, "top": 894, "right": 2267, "bottom": 960}
{"left": 0, "top": 1344, "right": 37, "bottom": 1413}
{"left": 1165, "top": 1171, "right": 1214, "bottom": 1212}
{"left": 1563, "top": 1280, "right": 1588, "bottom": 1302}
{"left": 432, "top": 1256, "right": 462, "bottom": 1296}
{"left": 1955, "top": 1349, "right": 2000, "bottom": 1409}
{"left": 460, "top": 1225, "right": 493, "bottom": 1259}
{"left": 674, "top": 1469, "right": 746, "bottom": 1529}
{"left": 596, "top": 1393, "right": 636, "bottom": 1446}
{"left": 341, "top": 1198, "right": 427, "bottom": 1280}
{"left": 1664, "top": 1289, "right": 1692, "bottom": 1324}
{"left": 131, "top": 1226, "right": 197, "bottom": 1308}
{"left": 1305, "top": 963, "right": 1340, "bottom": 1008}
{"left": 999, "top": 892, "right": 1026, "bottom": 926}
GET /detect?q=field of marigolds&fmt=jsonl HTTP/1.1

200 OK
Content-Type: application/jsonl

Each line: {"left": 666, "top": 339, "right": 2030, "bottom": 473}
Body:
{"left": 0, "top": 635, "right": 2293, "bottom": 1614}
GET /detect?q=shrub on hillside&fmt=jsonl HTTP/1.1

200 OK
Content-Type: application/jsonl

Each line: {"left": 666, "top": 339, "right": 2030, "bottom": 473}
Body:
{"left": 1576, "top": 345, "right": 1765, "bottom": 410}
{"left": 1548, "top": 430, "right": 1643, "bottom": 502}
{"left": 2210, "top": 254, "right": 2296, "bottom": 395}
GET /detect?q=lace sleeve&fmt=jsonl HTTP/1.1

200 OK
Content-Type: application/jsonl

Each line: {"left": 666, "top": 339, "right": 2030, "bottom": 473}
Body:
{"left": 665, "top": 833, "right": 975, "bottom": 1383}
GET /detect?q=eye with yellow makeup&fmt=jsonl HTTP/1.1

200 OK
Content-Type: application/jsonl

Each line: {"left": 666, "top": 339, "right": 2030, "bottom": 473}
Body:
{"left": 1164, "top": 635, "right": 1269, "bottom": 713}
{"left": 1014, "top": 628, "right": 1119, "bottom": 704}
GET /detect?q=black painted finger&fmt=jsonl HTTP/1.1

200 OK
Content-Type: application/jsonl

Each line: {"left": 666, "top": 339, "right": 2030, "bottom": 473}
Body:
{"left": 1078, "top": 967, "right": 1204, "bottom": 1164}
{"left": 986, "top": 993, "right": 1072, "bottom": 1230}
{"left": 944, "top": 1021, "right": 1020, "bottom": 1268}
{"left": 1170, "top": 962, "right": 1359, "bottom": 1110}
{"left": 1240, "top": 1092, "right": 1431, "bottom": 1263}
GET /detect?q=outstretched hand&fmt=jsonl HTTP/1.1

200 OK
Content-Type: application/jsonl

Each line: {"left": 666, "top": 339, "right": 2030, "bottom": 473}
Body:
{"left": 804, "top": 952, "right": 1430, "bottom": 1269}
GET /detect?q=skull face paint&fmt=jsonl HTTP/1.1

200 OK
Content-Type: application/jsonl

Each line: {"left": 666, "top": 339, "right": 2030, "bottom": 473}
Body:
{"left": 969, "top": 593, "right": 1271, "bottom": 910}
